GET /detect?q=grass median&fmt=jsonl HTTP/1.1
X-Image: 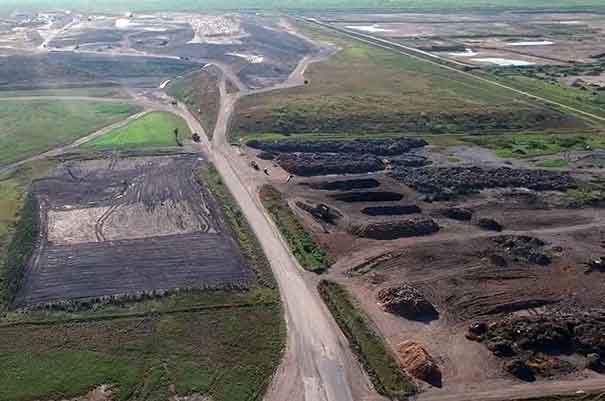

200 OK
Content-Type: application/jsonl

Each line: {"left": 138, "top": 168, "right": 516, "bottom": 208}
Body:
{"left": 260, "top": 184, "right": 330, "bottom": 273}
{"left": 318, "top": 280, "right": 416, "bottom": 400}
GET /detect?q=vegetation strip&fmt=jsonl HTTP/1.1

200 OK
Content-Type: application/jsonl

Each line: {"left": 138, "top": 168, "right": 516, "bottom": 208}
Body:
{"left": 318, "top": 280, "right": 416, "bottom": 399}
{"left": 0, "top": 300, "right": 278, "bottom": 328}
{"left": 1, "top": 193, "right": 38, "bottom": 306}
{"left": 260, "top": 185, "right": 330, "bottom": 273}
{"left": 198, "top": 165, "right": 277, "bottom": 288}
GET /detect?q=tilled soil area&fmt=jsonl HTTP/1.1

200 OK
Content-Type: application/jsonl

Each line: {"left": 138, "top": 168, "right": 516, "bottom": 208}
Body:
{"left": 15, "top": 153, "right": 252, "bottom": 308}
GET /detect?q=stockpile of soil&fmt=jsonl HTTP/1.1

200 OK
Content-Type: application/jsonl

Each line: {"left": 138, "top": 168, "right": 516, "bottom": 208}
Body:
{"left": 331, "top": 191, "right": 403, "bottom": 203}
{"left": 349, "top": 217, "right": 440, "bottom": 240}
{"left": 277, "top": 153, "right": 384, "bottom": 176}
{"left": 247, "top": 138, "right": 428, "bottom": 156}
{"left": 389, "top": 154, "right": 430, "bottom": 167}
{"left": 476, "top": 217, "right": 503, "bottom": 232}
{"left": 397, "top": 341, "right": 442, "bottom": 387}
{"left": 441, "top": 207, "right": 473, "bottom": 221}
{"left": 390, "top": 166, "right": 575, "bottom": 195}
{"left": 362, "top": 205, "right": 421, "bottom": 216}
{"left": 377, "top": 284, "right": 438, "bottom": 320}
{"left": 309, "top": 178, "right": 380, "bottom": 191}
{"left": 468, "top": 309, "right": 605, "bottom": 380}
{"left": 490, "top": 235, "right": 552, "bottom": 266}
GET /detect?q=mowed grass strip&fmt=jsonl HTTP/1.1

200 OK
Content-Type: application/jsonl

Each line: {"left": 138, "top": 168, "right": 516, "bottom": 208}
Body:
{"left": 0, "top": 304, "right": 283, "bottom": 401}
{"left": 85, "top": 111, "right": 191, "bottom": 149}
{"left": 0, "top": 99, "right": 138, "bottom": 165}
{"left": 260, "top": 185, "right": 330, "bottom": 273}
{"left": 318, "top": 280, "right": 416, "bottom": 399}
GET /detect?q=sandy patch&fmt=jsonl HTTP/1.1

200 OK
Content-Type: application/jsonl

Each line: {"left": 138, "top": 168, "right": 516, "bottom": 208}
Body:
{"left": 47, "top": 207, "right": 108, "bottom": 245}
{"left": 447, "top": 48, "right": 478, "bottom": 57}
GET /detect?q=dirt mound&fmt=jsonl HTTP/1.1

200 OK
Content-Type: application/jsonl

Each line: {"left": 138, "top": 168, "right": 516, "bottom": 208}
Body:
{"left": 296, "top": 201, "right": 342, "bottom": 224}
{"left": 377, "top": 284, "right": 438, "bottom": 320}
{"left": 350, "top": 217, "right": 439, "bottom": 240}
{"left": 397, "top": 340, "right": 442, "bottom": 387}
{"left": 390, "top": 166, "right": 575, "bottom": 196}
{"left": 492, "top": 235, "right": 551, "bottom": 266}
{"left": 309, "top": 178, "right": 380, "bottom": 191}
{"left": 441, "top": 207, "right": 473, "bottom": 221}
{"left": 362, "top": 205, "right": 422, "bottom": 216}
{"left": 470, "top": 309, "right": 605, "bottom": 378}
{"left": 247, "top": 138, "right": 428, "bottom": 156}
{"left": 331, "top": 191, "right": 404, "bottom": 203}
{"left": 277, "top": 153, "right": 384, "bottom": 176}
{"left": 476, "top": 218, "right": 503, "bottom": 232}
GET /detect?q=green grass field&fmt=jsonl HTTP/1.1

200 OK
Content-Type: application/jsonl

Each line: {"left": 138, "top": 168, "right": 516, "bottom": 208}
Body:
{"left": 84, "top": 112, "right": 191, "bottom": 150}
{"left": 233, "top": 22, "right": 584, "bottom": 140}
{"left": 0, "top": 296, "right": 283, "bottom": 401}
{"left": 2, "top": 0, "right": 604, "bottom": 14}
{"left": 0, "top": 99, "right": 138, "bottom": 166}
{"left": 465, "top": 132, "right": 605, "bottom": 159}
{"left": 0, "top": 87, "right": 129, "bottom": 99}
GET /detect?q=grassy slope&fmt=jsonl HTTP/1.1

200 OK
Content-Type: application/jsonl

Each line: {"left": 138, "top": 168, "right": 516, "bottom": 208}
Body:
{"left": 168, "top": 71, "right": 221, "bottom": 139}
{"left": 259, "top": 185, "right": 330, "bottom": 273}
{"left": 0, "top": 99, "right": 138, "bottom": 165}
{"left": 0, "top": 163, "right": 284, "bottom": 401}
{"left": 318, "top": 280, "right": 416, "bottom": 399}
{"left": 2, "top": 0, "right": 605, "bottom": 14}
{"left": 233, "top": 22, "right": 581, "bottom": 139}
{"left": 84, "top": 112, "right": 191, "bottom": 149}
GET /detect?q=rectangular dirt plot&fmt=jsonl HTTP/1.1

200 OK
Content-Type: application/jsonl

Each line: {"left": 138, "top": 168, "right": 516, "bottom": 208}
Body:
{"left": 15, "top": 153, "right": 255, "bottom": 308}
{"left": 15, "top": 232, "right": 253, "bottom": 307}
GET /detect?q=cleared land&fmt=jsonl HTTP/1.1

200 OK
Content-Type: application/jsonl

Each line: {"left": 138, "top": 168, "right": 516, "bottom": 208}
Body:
{"left": 84, "top": 112, "right": 191, "bottom": 150}
{"left": 233, "top": 23, "right": 586, "bottom": 140}
{"left": 0, "top": 99, "right": 138, "bottom": 166}
{"left": 15, "top": 154, "right": 254, "bottom": 307}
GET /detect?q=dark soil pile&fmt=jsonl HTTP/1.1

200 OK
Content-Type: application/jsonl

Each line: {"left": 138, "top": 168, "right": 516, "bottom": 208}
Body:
{"left": 491, "top": 235, "right": 551, "bottom": 266}
{"left": 247, "top": 138, "right": 427, "bottom": 156}
{"left": 349, "top": 217, "right": 439, "bottom": 240}
{"left": 309, "top": 178, "right": 380, "bottom": 191}
{"left": 468, "top": 309, "right": 605, "bottom": 380}
{"left": 441, "top": 207, "right": 473, "bottom": 221}
{"left": 331, "top": 191, "right": 404, "bottom": 203}
{"left": 277, "top": 153, "right": 384, "bottom": 176}
{"left": 377, "top": 284, "right": 438, "bottom": 320}
{"left": 476, "top": 218, "right": 503, "bottom": 232}
{"left": 390, "top": 166, "right": 575, "bottom": 196}
{"left": 362, "top": 205, "right": 421, "bottom": 216}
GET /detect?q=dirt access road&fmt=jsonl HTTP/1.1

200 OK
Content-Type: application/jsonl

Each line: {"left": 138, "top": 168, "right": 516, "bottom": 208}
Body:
{"left": 175, "top": 46, "right": 381, "bottom": 400}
